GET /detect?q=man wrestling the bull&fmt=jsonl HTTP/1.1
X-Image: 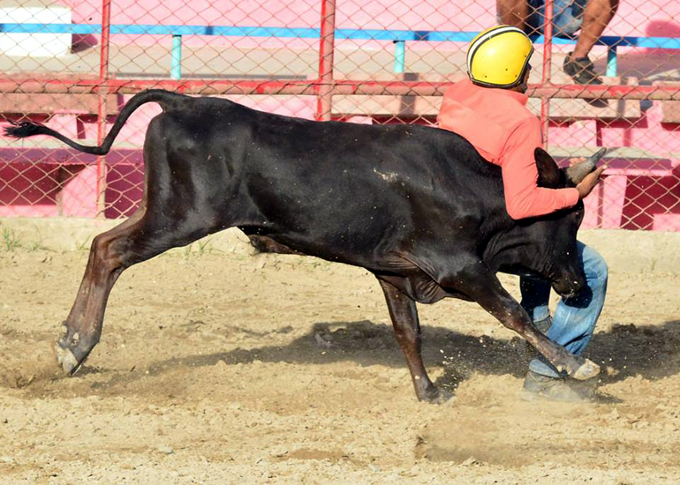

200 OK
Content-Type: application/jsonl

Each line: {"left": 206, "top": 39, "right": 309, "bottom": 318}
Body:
{"left": 437, "top": 25, "right": 609, "bottom": 402}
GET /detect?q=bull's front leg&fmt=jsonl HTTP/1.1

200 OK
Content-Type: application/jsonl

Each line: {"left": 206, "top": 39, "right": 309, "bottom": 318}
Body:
{"left": 451, "top": 270, "right": 600, "bottom": 381}
{"left": 378, "top": 279, "right": 452, "bottom": 403}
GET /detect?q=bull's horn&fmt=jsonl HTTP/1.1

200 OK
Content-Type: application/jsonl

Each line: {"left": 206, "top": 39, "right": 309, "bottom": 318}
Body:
{"left": 565, "top": 148, "right": 608, "bottom": 184}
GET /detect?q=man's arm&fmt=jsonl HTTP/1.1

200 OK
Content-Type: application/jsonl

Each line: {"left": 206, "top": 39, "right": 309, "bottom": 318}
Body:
{"left": 500, "top": 117, "right": 580, "bottom": 220}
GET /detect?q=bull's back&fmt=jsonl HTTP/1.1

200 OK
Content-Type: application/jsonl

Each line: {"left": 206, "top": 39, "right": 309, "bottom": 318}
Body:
{"left": 153, "top": 97, "right": 507, "bottom": 265}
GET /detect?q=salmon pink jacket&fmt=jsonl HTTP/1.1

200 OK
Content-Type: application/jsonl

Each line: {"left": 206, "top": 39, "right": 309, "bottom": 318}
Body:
{"left": 437, "top": 79, "right": 579, "bottom": 220}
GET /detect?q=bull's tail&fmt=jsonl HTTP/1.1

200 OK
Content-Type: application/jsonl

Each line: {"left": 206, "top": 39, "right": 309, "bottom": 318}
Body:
{"left": 3, "top": 89, "right": 186, "bottom": 155}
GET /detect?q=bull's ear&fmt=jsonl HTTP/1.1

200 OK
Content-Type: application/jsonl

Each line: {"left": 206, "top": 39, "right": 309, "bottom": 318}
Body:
{"left": 534, "top": 147, "right": 561, "bottom": 188}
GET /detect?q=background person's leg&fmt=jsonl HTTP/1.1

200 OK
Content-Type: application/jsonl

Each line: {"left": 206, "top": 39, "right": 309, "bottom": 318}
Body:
{"left": 495, "top": 0, "right": 580, "bottom": 38}
{"left": 564, "top": 0, "right": 620, "bottom": 84}
{"left": 496, "top": 0, "right": 543, "bottom": 36}
{"left": 496, "top": 0, "right": 530, "bottom": 29}
{"left": 572, "top": 0, "right": 620, "bottom": 58}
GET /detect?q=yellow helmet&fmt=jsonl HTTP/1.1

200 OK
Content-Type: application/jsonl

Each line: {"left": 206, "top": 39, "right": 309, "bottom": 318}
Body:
{"left": 467, "top": 25, "right": 534, "bottom": 88}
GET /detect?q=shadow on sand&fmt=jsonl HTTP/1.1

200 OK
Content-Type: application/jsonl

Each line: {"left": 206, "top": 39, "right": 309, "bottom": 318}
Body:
{"left": 84, "top": 317, "right": 680, "bottom": 393}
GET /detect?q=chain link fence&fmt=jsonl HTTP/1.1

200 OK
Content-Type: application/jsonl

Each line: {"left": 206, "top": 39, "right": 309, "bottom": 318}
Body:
{"left": 0, "top": 0, "right": 678, "bottom": 230}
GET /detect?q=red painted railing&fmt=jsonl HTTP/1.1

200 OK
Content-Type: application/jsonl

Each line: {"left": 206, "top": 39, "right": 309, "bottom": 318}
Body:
{"left": 1, "top": 0, "right": 678, "bottom": 230}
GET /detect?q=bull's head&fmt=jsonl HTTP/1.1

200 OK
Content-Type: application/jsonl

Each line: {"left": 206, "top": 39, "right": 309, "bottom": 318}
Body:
{"left": 533, "top": 147, "right": 606, "bottom": 297}
{"left": 493, "top": 147, "right": 606, "bottom": 299}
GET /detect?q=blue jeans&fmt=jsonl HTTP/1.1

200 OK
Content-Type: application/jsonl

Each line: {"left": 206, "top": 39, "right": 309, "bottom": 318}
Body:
{"left": 526, "top": 0, "right": 587, "bottom": 38}
{"left": 520, "top": 241, "right": 608, "bottom": 378}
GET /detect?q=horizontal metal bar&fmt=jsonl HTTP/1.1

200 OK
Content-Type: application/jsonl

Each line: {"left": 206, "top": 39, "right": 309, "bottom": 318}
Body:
{"left": 1, "top": 78, "right": 679, "bottom": 100}
{"left": 0, "top": 23, "right": 469, "bottom": 40}
{"left": 0, "top": 23, "right": 318, "bottom": 37}
{"left": 0, "top": 23, "right": 101, "bottom": 34}
{"left": 526, "top": 84, "right": 680, "bottom": 100}
{"left": 336, "top": 29, "right": 476, "bottom": 42}
{"left": 534, "top": 34, "right": 680, "bottom": 49}
{"left": 2, "top": 24, "right": 680, "bottom": 49}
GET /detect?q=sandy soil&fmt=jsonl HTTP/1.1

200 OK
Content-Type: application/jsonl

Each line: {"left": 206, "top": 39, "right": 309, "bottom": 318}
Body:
{"left": 0, "top": 243, "right": 679, "bottom": 484}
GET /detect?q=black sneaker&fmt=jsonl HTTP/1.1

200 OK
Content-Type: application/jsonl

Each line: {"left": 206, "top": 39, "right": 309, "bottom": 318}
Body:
{"left": 521, "top": 370, "right": 600, "bottom": 403}
{"left": 563, "top": 53, "right": 603, "bottom": 85}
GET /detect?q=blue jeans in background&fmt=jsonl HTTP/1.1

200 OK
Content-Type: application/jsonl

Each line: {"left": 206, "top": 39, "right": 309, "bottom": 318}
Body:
{"left": 520, "top": 241, "right": 608, "bottom": 378}
{"left": 526, "top": 0, "right": 587, "bottom": 38}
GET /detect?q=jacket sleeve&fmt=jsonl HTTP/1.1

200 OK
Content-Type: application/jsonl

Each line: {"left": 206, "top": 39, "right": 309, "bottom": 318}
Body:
{"left": 500, "top": 117, "right": 579, "bottom": 220}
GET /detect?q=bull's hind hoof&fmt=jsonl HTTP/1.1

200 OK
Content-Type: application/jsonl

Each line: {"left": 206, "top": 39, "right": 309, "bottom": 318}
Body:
{"left": 570, "top": 358, "right": 600, "bottom": 381}
{"left": 420, "top": 386, "right": 454, "bottom": 405}
{"left": 55, "top": 343, "right": 81, "bottom": 375}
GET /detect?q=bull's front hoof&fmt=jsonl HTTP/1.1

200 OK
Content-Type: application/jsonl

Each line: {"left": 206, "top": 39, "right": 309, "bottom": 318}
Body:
{"left": 569, "top": 358, "right": 600, "bottom": 381}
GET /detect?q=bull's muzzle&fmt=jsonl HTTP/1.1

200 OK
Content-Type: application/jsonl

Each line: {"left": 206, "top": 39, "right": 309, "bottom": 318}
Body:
{"left": 552, "top": 275, "right": 585, "bottom": 300}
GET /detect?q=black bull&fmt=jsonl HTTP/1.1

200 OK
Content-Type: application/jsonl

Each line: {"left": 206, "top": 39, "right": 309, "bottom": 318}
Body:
{"left": 6, "top": 89, "right": 604, "bottom": 403}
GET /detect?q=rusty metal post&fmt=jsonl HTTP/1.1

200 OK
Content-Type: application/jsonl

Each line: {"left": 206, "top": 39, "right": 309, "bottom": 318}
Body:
{"left": 540, "top": 0, "right": 555, "bottom": 149}
{"left": 95, "top": 0, "right": 112, "bottom": 217}
{"left": 316, "top": 0, "right": 336, "bottom": 121}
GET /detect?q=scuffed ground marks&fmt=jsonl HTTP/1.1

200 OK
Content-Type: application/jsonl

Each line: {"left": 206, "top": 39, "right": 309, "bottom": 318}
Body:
{"left": 1, "top": 248, "right": 680, "bottom": 483}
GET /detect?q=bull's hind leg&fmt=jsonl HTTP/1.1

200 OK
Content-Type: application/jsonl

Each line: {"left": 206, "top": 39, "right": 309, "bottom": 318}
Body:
{"left": 378, "top": 279, "right": 452, "bottom": 403}
{"left": 57, "top": 209, "right": 219, "bottom": 374}
{"left": 451, "top": 271, "right": 600, "bottom": 381}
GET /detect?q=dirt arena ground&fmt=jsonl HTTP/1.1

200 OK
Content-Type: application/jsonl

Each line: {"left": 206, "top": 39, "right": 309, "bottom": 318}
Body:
{"left": 1, "top": 231, "right": 679, "bottom": 483}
